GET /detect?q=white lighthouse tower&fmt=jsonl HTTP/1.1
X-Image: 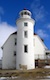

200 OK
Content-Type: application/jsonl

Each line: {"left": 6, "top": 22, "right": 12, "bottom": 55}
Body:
{"left": 16, "top": 9, "right": 35, "bottom": 70}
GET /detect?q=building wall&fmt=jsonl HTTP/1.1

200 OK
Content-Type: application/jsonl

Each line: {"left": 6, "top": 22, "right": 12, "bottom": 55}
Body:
{"left": 2, "top": 33, "right": 47, "bottom": 69}
{"left": 2, "top": 34, "right": 17, "bottom": 69}
{"left": 34, "top": 35, "right": 46, "bottom": 60}
{"left": 0, "top": 60, "right": 2, "bottom": 69}
{"left": 16, "top": 19, "right": 35, "bottom": 70}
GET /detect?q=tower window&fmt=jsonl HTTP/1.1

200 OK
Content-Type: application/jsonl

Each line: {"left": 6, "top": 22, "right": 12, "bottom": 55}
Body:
{"left": 24, "top": 45, "right": 28, "bottom": 53}
{"left": 24, "top": 22, "right": 28, "bottom": 26}
{"left": 15, "top": 38, "right": 17, "bottom": 45}
{"left": 21, "top": 12, "right": 23, "bottom": 16}
{"left": 14, "top": 51, "right": 16, "bottom": 56}
{"left": 28, "top": 13, "right": 30, "bottom": 16}
{"left": 24, "top": 12, "right": 27, "bottom": 15}
{"left": 24, "top": 31, "right": 28, "bottom": 38}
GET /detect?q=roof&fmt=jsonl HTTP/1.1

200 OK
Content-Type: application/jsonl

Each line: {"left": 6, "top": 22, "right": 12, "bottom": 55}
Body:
{"left": 1, "top": 31, "right": 17, "bottom": 49}
{"left": 12, "top": 31, "right": 17, "bottom": 35}
{"left": 34, "top": 34, "right": 48, "bottom": 49}
{"left": 1, "top": 31, "right": 47, "bottom": 49}
{"left": 11, "top": 32, "right": 44, "bottom": 42}
{"left": 34, "top": 33, "right": 44, "bottom": 42}
{"left": 34, "top": 33, "right": 37, "bottom": 35}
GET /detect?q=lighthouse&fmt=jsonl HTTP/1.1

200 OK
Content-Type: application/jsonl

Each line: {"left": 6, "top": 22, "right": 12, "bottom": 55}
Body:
{"left": 16, "top": 9, "right": 35, "bottom": 70}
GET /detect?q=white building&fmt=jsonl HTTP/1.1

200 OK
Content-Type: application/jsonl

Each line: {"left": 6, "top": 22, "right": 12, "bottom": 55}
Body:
{"left": 16, "top": 9, "right": 35, "bottom": 70}
{"left": 34, "top": 34, "right": 47, "bottom": 60}
{"left": 1, "top": 9, "right": 49, "bottom": 70}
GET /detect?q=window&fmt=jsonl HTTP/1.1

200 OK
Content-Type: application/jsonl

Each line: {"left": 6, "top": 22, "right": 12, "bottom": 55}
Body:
{"left": 21, "top": 12, "right": 23, "bottom": 16}
{"left": 28, "top": 13, "right": 30, "bottom": 16}
{"left": 14, "top": 51, "right": 16, "bottom": 56}
{"left": 46, "top": 53, "right": 49, "bottom": 55}
{"left": 24, "top": 45, "right": 28, "bottom": 53}
{"left": 24, "top": 12, "right": 27, "bottom": 15}
{"left": 15, "top": 38, "right": 17, "bottom": 45}
{"left": 24, "top": 31, "right": 27, "bottom": 38}
{"left": 24, "top": 22, "right": 28, "bottom": 26}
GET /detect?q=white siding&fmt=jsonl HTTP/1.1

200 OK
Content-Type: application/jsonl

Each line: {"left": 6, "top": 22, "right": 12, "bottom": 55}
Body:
{"left": 2, "top": 9, "right": 48, "bottom": 70}
{"left": 0, "top": 60, "right": 2, "bottom": 69}
{"left": 2, "top": 34, "right": 17, "bottom": 69}
{"left": 2, "top": 33, "right": 47, "bottom": 69}
{"left": 34, "top": 35, "right": 46, "bottom": 59}
{"left": 16, "top": 14, "right": 35, "bottom": 69}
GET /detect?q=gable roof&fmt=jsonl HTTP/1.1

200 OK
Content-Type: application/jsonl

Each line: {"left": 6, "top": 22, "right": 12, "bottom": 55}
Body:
{"left": 1, "top": 31, "right": 17, "bottom": 49}
{"left": 12, "top": 31, "right": 17, "bottom": 35}
{"left": 34, "top": 33, "right": 44, "bottom": 42}
{"left": 1, "top": 31, "right": 47, "bottom": 50}
{"left": 34, "top": 34, "right": 48, "bottom": 49}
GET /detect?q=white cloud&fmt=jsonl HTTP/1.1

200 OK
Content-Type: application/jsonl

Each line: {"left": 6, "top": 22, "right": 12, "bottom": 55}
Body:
{"left": 0, "top": 22, "right": 17, "bottom": 59}
{"left": 37, "top": 29, "right": 49, "bottom": 38}
{"left": 31, "top": 0, "right": 46, "bottom": 21}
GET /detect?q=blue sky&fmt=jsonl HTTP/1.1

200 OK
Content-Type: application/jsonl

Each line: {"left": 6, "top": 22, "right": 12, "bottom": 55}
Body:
{"left": 0, "top": 0, "right": 50, "bottom": 59}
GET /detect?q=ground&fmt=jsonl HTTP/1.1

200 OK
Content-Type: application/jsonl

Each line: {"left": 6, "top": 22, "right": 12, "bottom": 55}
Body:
{"left": 0, "top": 68, "right": 50, "bottom": 79}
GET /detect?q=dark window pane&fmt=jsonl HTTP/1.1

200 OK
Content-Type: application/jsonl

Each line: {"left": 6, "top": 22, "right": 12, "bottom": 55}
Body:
{"left": 14, "top": 51, "right": 16, "bottom": 56}
{"left": 15, "top": 38, "right": 17, "bottom": 45}
{"left": 24, "top": 45, "right": 28, "bottom": 53}
{"left": 21, "top": 12, "right": 23, "bottom": 16}
{"left": 24, "top": 22, "right": 27, "bottom": 26}
{"left": 28, "top": 13, "right": 30, "bottom": 16}
{"left": 24, "top": 31, "right": 27, "bottom": 38}
{"left": 24, "top": 12, "right": 27, "bottom": 15}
